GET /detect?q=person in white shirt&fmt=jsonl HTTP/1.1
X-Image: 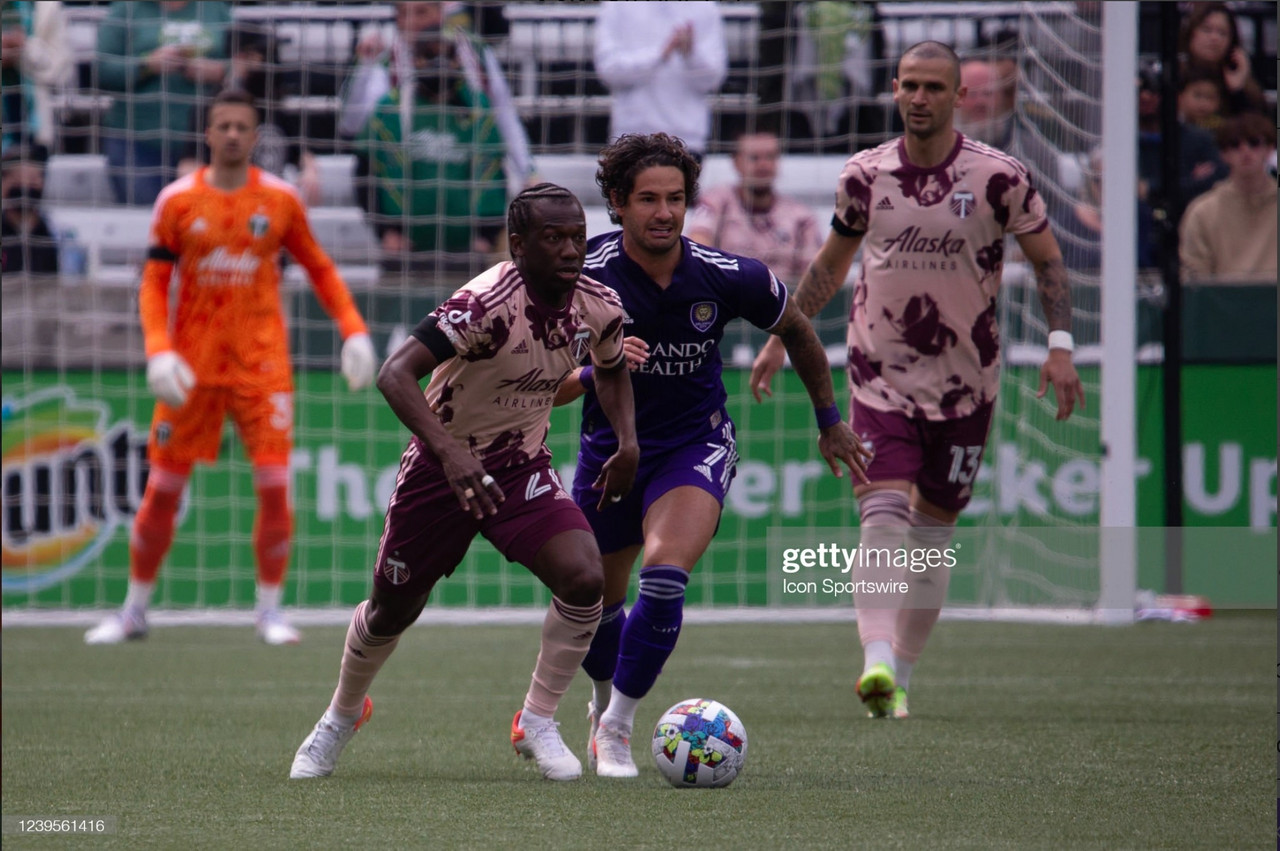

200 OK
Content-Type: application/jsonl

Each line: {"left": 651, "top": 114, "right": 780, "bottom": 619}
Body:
{"left": 592, "top": 1, "right": 727, "bottom": 159}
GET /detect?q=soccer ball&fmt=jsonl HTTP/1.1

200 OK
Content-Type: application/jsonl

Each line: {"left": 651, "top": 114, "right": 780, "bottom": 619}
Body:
{"left": 651, "top": 698, "right": 748, "bottom": 788}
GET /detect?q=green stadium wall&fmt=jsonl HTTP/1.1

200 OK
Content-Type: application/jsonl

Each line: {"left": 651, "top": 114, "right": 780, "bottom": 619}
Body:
{"left": 2, "top": 365, "right": 1274, "bottom": 608}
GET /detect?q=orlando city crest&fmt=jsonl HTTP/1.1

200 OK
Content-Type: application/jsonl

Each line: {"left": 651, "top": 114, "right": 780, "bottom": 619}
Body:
{"left": 949, "top": 191, "right": 976, "bottom": 219}
{"left": 690, "top": 301, "right": 717, "bottom": 333}
{"left": 248, "top": 212, "right": 270, "bottom": 237}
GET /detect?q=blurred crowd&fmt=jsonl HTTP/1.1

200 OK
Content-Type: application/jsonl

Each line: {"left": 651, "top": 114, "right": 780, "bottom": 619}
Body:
{"left": 1, "top": 0, "right": 1275, "bottom": 283}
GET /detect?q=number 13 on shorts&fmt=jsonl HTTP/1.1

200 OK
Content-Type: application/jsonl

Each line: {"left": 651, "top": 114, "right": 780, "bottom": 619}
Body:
{"left": 946, "top": 444, "right": 983, "bottom": 485}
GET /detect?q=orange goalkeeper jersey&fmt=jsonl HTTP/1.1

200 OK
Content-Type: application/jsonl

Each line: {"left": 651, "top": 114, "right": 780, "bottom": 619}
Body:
{"left": 139, "top": 167, "right": 367, "bottom": 390}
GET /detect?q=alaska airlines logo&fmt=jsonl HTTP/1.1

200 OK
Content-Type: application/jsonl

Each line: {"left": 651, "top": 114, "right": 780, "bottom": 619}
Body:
{"left": 495, "top": 368, "right": 572, "bottom": 393}
{"left": 883, "top": 226, "right": 965, "bottom": 257}
{"left": 1, "top": 388, "right": 151, "bottom": 593}
{"left": 197, "top": 247, "right": 261, "bottom": 285}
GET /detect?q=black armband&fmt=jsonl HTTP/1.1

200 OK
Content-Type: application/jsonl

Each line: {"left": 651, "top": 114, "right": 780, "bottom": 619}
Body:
{"left": 829, "top": 215, "right": 864, "bottom": 239}
{"left": 147, "top": 245, "right": 178, "bottom": 262}
{"left": 410, "top": 315, "right": 457, "bottom": 364}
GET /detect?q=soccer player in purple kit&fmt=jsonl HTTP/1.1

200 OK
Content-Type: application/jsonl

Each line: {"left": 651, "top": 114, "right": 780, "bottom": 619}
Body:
{"left": 554, "top": 132, "right": 871, "bottom": 778}
{"left": 290, "top": 184, "right": 638, "bottom": 782}
{"left": 752, "top": 42, "right": 1086, "bottom": 720}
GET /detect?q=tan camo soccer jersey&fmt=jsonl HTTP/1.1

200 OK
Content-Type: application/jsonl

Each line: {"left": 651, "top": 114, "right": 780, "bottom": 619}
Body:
{"left": 424, "top": 261, "right": 626, "bottom": 468}
{"left": 834, "top": 134, "right": 1049, "bottom": 420}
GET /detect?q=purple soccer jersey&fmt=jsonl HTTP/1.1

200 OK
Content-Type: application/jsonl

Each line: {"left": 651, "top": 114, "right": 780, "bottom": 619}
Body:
{"left": 833, "top": 133, "right": 1049, "bottom": 421}
{"left": 577, "top": 233, "right": 788, "bottom": 458}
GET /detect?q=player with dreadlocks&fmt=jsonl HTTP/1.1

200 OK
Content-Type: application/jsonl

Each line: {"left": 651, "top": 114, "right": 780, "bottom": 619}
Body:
{"left": 290, "top": 183, "right": 638, "bottom": 782}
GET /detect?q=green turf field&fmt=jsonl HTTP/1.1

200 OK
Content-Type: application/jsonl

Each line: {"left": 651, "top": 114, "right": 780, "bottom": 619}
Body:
{"left": 2, "top": 613, "right": 1272, "bottom": 850}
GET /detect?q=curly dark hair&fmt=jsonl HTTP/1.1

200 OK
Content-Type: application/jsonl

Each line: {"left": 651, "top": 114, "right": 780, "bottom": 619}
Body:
{"left": 595, "top": 133, "right": 701, "bottom": 225}
{"left": 505, "top": 183, "right": 581, "bottom": 255}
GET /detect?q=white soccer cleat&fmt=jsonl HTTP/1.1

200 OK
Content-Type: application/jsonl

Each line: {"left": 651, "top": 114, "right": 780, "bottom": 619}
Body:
{"left": 290, "top": 697, "right": 373, "bottom": 779}
{"left": 256, "top": 610, "right": 301, "bottom": 645}
{"left": 585, "top": 700, "right": 601, "bottom": 772}
{"left": 84, "top": 608, "right": 148, "bottom": 645}
{"left": 591, "top": 719, "right": 638, "bottom": 778}
{"left": 511, "top": 710, "right": 582, "bottom": 781}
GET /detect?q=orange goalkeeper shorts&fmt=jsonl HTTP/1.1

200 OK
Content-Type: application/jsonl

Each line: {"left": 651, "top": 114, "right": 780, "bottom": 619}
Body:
{"left": 148, "top": 384, "right": 294, "bottom": 467}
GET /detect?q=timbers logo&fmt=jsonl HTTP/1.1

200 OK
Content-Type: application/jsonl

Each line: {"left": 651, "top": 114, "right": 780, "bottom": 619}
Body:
{"left": 1, "top": 388, "right": 150, "bottom": 593}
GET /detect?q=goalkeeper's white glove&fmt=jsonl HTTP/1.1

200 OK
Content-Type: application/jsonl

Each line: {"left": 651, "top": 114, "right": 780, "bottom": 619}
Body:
{"left": 146, "top": 351, "right": 196, "bottom": 408}
{"left": 341, "top": 332, "right": 376, "bottom": 391}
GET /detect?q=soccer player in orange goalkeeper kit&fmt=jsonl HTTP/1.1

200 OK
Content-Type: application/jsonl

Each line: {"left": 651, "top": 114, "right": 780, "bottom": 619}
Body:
{"left": 86, "top": 88, "right": 376, "bottom": 646}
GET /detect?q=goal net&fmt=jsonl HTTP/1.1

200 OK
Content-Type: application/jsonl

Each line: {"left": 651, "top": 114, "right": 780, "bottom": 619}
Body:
{"left": 1, "top": 1, "right": 1132, "bottom": 620}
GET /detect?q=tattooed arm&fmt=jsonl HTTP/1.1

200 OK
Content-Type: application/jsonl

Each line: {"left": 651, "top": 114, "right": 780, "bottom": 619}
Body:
{"left": 768, "top": 298, "right": 871, "bottom": 483}
{"left": 1016, "top": 228, "right": 1086, "bottom": 420}
{"left": 793, "top": 230, "right": 864, "bottom": 318}
{"left": 750, "top": 229, "right": 863, "bottom": 402}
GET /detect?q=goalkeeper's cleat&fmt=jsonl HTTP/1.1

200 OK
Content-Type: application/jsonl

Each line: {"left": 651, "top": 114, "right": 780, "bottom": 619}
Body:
{"left": 84, "top": 608, "right": 148, "bottom": 645}
{"left": 889, "top": 686, "right": 910, "bottom": 720}
{"left": 591, "top": 720, "right": 639, "bottom": 778}
{"left": 856, "top": 662, "right": 896, "bottom": 719}
{"left": 290, "top": 696, "right": 373, "bottom": 779}
{"left": 511, "top": 710, "right": 582, "bottom": 781}
{"left": 256, "top": 609, "right": 301, "bottom": 645}
{"left": 585, "top": 700, "right": 601, "bottom": 772}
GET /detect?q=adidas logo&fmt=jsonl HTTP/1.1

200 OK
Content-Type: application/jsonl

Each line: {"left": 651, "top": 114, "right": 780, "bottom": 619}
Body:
{"left": 695, "top": 464, "right": 713, "bottom": 481}
{"left": 191, "top": 217, "right": 208, "bottom": 233}
{"left": 875, "top": 197, "right": 894, "bottom": 211}
{"left": 510, "top": 340, "right": 530, "bottom": 354}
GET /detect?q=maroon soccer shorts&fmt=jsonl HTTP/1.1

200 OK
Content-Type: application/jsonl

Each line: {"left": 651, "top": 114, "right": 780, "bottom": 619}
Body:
{"left": 372, "top": 439, "right": 593, "bottom": 597}
{"left": 849, "top": 398, "right": 995, "bottom": 512}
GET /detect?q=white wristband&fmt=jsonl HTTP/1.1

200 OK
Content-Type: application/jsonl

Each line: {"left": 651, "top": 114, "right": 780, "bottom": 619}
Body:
{"left": 1048, "top": 330, "right": 1075, "bottom": 352}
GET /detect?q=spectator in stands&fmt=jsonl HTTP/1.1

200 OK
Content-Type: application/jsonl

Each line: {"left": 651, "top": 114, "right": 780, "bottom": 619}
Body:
{"left": 686, "top": 129, "right": 822, "bottom": 284}
{"left": 1179, "top": 112, "right": 1277, "bottom": 284}
{"left": 178, "top": 22, "right": 322, "bottom": 206}
{"left": 1, "top": 0, "right": 71, "bottom": 155}
{"left": 0, "top": 144, "right": 58, "bottom": 274}
{"left": 593, "top": 1, "right": 727, "bottom": 161}
{"left": 782, "top": 1, "right": 878, "bottom": 145}
{"left": 1178, "top": 2, "right": 1267, "bottom": 120}
{"left": 1137, "top": 62, "right": 1226, "bottom": 225}
{"left": 1052, "top": 145, "right": 1158, "bottom": 272}
{"left": 955, "top": 57, "right": 1015, "bottom": 150}
{"left": 339, "top": 1, "right": 534, "bottom": 193}
{"left": 353, "top": 27, "right": 506, "bottom": 265}
{"left": 96, "top": 0, "right": 230, "bottom": 206}
{"left": 1176, "top": 64, "right": 1226, "bottom": 133}
{"left": 1052, "top": 146, "right": 1104, "bottom": 273}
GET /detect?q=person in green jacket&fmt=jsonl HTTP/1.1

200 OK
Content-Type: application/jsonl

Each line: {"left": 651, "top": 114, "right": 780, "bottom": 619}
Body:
{"left": 95, "top": 0, "right": 230, "bottom": 205}
{"left": 354, "top": 30, "right": 506, "bottom": 268}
